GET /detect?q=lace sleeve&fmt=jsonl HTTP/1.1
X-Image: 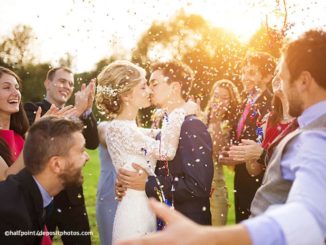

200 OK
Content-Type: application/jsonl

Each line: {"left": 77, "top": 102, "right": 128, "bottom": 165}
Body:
{"left": 159, "top": 108, "right": 186, "bottom": 159}
{"left": 138, "top": 128, "right": 160, "bottom": 138}
{"left": 105, "top": 109, "right": 185, "bottom": 162}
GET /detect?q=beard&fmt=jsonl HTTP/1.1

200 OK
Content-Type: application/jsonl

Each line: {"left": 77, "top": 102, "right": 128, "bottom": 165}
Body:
{"left": 59, "top": 163, "right": 83, "bottom": 189}
{"left": 287, "top": 89, "right": 304, "bottom": 117}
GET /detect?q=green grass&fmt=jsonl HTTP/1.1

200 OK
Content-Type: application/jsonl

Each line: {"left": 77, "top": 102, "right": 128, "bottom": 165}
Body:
{"left": 54, "top": 150, "right": 236, "bottom": 244}
{"left": 53, "top": 149, "right": 100, "bottom": 244}
{"left": 224, "top": 167, "right": 235, "bottom": 225}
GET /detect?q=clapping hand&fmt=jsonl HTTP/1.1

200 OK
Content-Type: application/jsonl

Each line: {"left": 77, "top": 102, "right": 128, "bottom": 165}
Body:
{"left": 35, "top": 104, "right": 78, "bottom": 121}
{"left": 228, "top": 139, "right": 263, "bottom": 162}
{"left": 74, "top": 79, "right": 96, "bottom": 117}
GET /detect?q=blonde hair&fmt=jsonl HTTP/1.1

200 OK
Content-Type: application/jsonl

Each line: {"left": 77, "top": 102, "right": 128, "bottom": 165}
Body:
{"left": 96, "top": 60, "right": 146, "bottom": 120}
{"left": 204, "top": 79, "right": 241, "bottom": 124}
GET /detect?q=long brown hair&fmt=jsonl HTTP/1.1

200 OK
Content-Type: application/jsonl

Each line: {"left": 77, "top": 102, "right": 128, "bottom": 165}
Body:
{"left": 0, "top": 138, "right": 13, "bottom": 166}
{"left": 205, "top": 79, "right": 241, "bottom": 125}
{"left": 0, "top": 66, "right": 30, "bottom": 137}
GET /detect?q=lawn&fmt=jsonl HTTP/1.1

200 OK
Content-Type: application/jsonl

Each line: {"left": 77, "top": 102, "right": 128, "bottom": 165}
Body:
{"left": 54, "top": 149, "right": 236, "bottom": 244}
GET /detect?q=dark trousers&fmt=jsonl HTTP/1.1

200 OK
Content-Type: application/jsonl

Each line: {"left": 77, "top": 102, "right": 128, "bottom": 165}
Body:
{"left": 234, "top": 164, "right": 264, "bottom": 223}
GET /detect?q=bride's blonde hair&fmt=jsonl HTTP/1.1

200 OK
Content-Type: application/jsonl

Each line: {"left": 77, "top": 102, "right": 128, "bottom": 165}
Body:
{"left": 96, "top": 60, "right": 146, "bottom": 120}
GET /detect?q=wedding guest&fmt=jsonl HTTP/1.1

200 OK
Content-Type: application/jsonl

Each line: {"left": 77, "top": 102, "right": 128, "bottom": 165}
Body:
{"left": 226, "top": 68, "right": 295, "bottom": 177}
{"left": 0, "top": 67, "right": 28, "bottom": 180}
{"left": 203, "top": 79, "right": 240, "bottom": 225}
{"left": 0, "top": 117, "right": 89, "bottom": 245}
{"left": 0, "top": 66, "right": 54, "bottom": 244}
{"left": 24, "top": 67, "right": 98, "bottom": 245}
{"left": 96, "top": 121, "right": 117, "bottom": 245}
{"left": 230, "top": 51, "right": 275, "bottom": 222}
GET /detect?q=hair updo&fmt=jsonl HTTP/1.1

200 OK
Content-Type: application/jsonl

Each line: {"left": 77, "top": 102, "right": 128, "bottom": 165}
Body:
{"left": 96, "top": 60, "right": 146, "bottom": 120}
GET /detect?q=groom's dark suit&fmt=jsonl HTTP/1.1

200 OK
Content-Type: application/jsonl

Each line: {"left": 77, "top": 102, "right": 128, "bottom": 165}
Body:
{"left": 146, "top": 115, "right": 214, "bottom": 225}
{"left": 0, "top": 169, "right": 45, "bottom": 245}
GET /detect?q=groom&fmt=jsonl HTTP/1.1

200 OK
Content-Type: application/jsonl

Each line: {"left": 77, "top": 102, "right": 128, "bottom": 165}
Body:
{"left": 116, "top": 61, "right": 214, "bottom": 225}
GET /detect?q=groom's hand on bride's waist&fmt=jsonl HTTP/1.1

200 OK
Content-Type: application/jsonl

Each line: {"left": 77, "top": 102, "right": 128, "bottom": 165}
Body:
{"left": 116, "top": 163, "right": 149, "bottom": 198}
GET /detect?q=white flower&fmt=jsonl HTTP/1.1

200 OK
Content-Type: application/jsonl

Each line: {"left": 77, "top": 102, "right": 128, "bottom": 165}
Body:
{"left": 96, "top": 85, "right": 119, "bottom": 97}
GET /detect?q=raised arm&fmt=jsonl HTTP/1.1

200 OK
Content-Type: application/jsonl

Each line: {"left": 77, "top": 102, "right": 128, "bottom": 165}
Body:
{"left": 106, "top": 109, "right": 186, "bottom": 164}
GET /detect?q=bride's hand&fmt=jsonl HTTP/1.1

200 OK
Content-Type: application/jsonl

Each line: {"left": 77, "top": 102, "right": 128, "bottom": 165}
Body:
{"left": 182, "top": 100, "right": 201, "bottom": 116}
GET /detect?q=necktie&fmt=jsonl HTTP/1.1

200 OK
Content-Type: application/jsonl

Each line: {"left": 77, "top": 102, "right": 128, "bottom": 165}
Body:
{"left": 265, "top": 118, "right": 299, "bottom": 162}
{"left": 236, "top": 102, "right": 252, "bottom": 140}
{"left": 42, "top": 201, "right": 54, "bottom": 223}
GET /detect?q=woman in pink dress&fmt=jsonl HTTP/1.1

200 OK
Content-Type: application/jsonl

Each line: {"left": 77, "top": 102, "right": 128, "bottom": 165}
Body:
{"left": 0, "top": 66, "right": 52, "bottom": 245}
{"left": 0, "top": 67, "right": 28, "bottom": 179}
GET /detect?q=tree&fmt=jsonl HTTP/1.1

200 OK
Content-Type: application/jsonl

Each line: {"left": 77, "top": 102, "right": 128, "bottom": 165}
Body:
{"left": 247, "top": 25, "right": 283, "bottom": 58}
{"left": 248, "top": 0, "right": 289, "bottom": 58}
{"left": 20, "top": 63, "right": 52, "bottom": 103}
{"left": 0, "top": 25, "right": 37, "bottom": 69}
{"left": 132, "top": 10, "right": 245, "bottom": 108}
{"left": 59, "top": 52, "right": 74, "bottom": 68}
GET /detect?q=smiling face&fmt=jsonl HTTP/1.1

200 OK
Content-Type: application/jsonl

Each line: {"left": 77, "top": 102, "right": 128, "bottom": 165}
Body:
{"left": 241, "top": 64, "right": 262, "bottom": 93}
{"left": 58, "top": 131, "right": 89, "bottom": 188}
{"left": 45, "top": 68, "right": 74, "bottom": 107}
{"left": 0, "top": 73, "right": 21, "bottom": 116}
{"left": 212, "top": 86, "right": 231, "bottom": 109}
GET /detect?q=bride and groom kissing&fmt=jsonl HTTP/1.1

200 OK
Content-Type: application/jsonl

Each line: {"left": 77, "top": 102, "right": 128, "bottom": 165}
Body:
{"left": 95, "top": 60, "right": 214, "bottom": 242}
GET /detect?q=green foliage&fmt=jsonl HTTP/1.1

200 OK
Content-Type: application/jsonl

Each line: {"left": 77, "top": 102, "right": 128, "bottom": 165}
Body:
{"left": 1, "top": 10, "right": 284, "bottom": 121}
{"left": 0, "top": 24, "right": 37, "bottom": 68}
{"left": 18, "top": 63, "right": 52, "bottom": 102}
{"left": 132, "top": 10, "right": 246, "bottom": 109}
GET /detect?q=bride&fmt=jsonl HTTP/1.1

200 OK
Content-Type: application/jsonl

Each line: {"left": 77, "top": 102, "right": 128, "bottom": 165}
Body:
{"left": 95, "top": 60, "right": 196, "bottom": 242}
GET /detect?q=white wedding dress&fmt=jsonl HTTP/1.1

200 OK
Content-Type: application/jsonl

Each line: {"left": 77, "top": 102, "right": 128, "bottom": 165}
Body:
{"left": 105, "top": 109, "right": 186, "bottom": 242}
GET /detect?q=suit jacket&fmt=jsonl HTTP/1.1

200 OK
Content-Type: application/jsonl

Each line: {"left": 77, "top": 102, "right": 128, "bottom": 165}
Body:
{"left": 24, "top": 99, "right": 98, "bottom": 208}
{"left": 0, "top": 169, "right": 45, "bottom": 245}
{"left": 232, "top": 89, "right": 273, "bottom": 222}
{"left": 24, "top": 99, "right": 99, "bottom": 150}
{"left": 145, "top": 115, "right": 214, "bottom": 225}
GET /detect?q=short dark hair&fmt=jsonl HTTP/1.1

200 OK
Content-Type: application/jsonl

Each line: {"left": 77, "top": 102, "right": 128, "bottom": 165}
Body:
{"left": 242, "top": 51, "right": 276, "bottom": 79}
{"left": 0, "top": 66, "right": 29, "bottom": 137}
{"left": 151, "top": 61, "right": 194, "bottom": 100}
{"left": 283, "top": 29, "right": 326, "bottom": 89}
{"left": 23, "top": 117, "right": 83, "bottom": 175}
{"left": 46, "top": 67, "right": 73, "bottom": 81}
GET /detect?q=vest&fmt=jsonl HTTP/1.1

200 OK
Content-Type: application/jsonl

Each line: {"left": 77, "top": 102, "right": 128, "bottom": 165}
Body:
{"left": 251, "top": 114, "right": 326, "bottom": 217}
